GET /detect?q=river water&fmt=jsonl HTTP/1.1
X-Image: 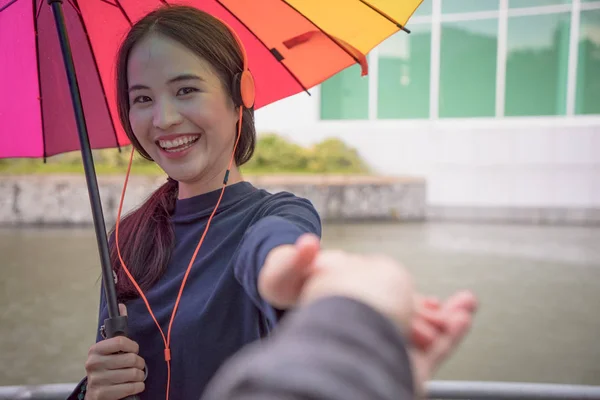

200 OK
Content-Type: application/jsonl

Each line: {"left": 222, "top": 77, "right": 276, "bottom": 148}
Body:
{"left": 1, "top": 222, "right": 599, "bottom": 386}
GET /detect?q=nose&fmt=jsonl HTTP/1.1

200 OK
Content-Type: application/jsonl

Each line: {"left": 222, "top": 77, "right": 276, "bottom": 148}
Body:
{"left": 153, "top": 98, "right": 183, "bottom": 130}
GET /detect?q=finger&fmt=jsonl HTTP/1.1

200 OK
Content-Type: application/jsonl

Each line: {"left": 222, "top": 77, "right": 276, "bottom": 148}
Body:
{"left": 263, "top": 248, "right": 305, "bottom": 286}
{"left": 416, "top": 308, "right": 447, "bottom": 331}
{"left": 443, "top": 291, "right": 478, "bottom": 313}
{"left": 446, "top": 310, "right": 473, "bottom": 340}
{"left": 415, "top": 294, "right": 441, "bottom": 310}
{"left": 104, "top": 352, "right": 146, "bottom": 370}
{"left": 91, "top": 367, "right": 146, "bottom": 386}
{"left": 410, "top": 317, "right": 439, "bottom": 350}
{"left": 422, "top": 297, "right": 441, "bottom": 310}
{"left": 424, "top": 310, "right": 473, "bottom": 367}
{"left": 271, "top": 235, "right": 320, "bottom": 283}
{"left": 119, "top": 303, "right": 127, "bottom": 316}
{"left": 295, "top": 233, "right": 320, "bottom": 252}
{"left": 85, "top": 353, "right": 145, "bottom": 376}
{"left": 414, "top": 294, "right": 446, "bottom": 330}
{"left": 293, "top": 234, "right": 321, "bottom": 272}
{"left": 92, "top": 337, "right": 139, "bottom": 356}
{"left": 90, "top": 382, "right": 145, "bottom": 399}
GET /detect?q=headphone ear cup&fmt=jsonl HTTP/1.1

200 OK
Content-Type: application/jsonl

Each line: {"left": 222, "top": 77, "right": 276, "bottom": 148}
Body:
{"left": 239, "top": 70, "right": 255, "bottom": 109}
{"left": 232, "top": 71, "right": 255, "bottom": 109}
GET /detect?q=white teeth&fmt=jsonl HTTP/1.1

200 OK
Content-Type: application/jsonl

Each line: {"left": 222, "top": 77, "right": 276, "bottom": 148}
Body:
{"left": 158, "top": 135, "right": 199, "bottom": 150}
{"left": 165, "top": 142, "right": 194, "bottom": 153}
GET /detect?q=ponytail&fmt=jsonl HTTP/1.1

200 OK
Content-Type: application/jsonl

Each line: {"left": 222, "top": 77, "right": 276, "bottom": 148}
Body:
{"left": 109, "top": 179, "right": 178, "bottom": 302}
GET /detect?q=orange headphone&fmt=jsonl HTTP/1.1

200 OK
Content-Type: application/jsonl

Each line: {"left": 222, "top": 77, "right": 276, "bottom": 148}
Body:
{"left": 229, "top": 24, "right": 255, "bottom": 110}
{"left": 114, "top": 12, "right": 254, "bottom": 400}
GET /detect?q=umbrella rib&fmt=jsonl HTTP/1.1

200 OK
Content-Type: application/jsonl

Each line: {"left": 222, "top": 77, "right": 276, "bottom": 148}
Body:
{"left": 71, "top": 0, "right": 123, "bottom": 151}
{"left": 278, "top": 0, "right": 362, "bottom": 67}
{"left": 214, "top": 0, "right": 310, "bottom": 96}
{"left": 102, "top": 0, "right": 132, "bottom": 25}
{"left": 32, "top": 0, "right": 47, "bottom": 160}
{"left": 358, "top": 0, "right": 411, "bottom": 33}
{"left": 36, "top": 0, "right": 42, "bottom": 19}
{"left": 67, "top": 0, "right": 80, "bottom": 15}
{"left": 0, "top": 0, "right": 18, "bottom": 13}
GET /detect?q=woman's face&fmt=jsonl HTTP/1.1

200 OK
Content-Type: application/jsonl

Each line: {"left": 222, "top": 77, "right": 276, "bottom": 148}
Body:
{"left": 127, "top": 33, "right": 239, "bottom": 186}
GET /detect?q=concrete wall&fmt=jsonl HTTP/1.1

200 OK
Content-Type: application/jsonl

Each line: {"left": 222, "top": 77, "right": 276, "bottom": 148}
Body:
{"left": 0, "top": 175, "right": 426, "bottom": 227}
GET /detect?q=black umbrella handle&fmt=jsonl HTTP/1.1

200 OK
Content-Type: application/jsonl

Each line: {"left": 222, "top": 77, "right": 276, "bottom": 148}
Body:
{"left": 103, "top": 316, "right": 142, "bottom": 400}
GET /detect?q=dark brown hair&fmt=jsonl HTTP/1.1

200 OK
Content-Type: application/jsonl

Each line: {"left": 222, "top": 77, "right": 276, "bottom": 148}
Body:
{"left": 110, "top": 5, "right": 256, "bottom": 301}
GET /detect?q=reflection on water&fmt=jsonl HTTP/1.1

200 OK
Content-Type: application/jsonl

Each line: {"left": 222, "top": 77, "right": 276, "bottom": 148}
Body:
{"left": 0, "top": 222, "right": 599, "bottom": 386}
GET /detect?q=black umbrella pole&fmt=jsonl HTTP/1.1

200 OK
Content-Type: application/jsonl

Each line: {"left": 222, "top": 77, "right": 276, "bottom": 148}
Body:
{"left": 48, "top": 0, "right": 119, "bottom": 319}
{"left": 48, "top": 6, "right": 140, "bottom": 395}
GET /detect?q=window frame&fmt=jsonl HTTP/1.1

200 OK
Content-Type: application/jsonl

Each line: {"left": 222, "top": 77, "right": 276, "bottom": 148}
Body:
{"left": 317, "top": 0, "right": 600, "bottom": 121}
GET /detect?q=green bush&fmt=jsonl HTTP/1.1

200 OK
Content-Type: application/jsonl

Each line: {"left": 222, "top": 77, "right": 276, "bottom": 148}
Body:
{"left": 244, "top": 133, "right": 310, "bottom": 171}
{"left": 307, "top": 138, "right": 369, "bottom": 173}
{"left": 244, "top": 133, "right": 369, "bottom": 174}
{"left": 0, "top": 134, "right": 370, "bottom": 175}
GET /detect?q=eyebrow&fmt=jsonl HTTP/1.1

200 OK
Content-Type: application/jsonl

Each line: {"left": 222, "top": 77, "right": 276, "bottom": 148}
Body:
{"left": 128, "top": 74, "right": 204, "bottom": 92}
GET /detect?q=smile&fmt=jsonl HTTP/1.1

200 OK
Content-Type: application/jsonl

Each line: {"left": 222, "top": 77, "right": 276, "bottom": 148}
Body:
{"left": 157, "top": 135, "right": 200, "bottom": 153}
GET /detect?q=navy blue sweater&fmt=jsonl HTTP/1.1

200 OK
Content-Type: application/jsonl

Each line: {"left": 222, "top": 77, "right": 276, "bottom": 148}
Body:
{"left": 70, "top": 181, "right": 321, "bottom": 399}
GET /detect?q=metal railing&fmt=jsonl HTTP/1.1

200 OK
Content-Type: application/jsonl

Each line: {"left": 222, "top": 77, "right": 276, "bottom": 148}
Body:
{"left": 1, "top": 381, "right": 600, "bottom": 399}
{"left": 427, "top": 381, "right": 600, "bottom": 399}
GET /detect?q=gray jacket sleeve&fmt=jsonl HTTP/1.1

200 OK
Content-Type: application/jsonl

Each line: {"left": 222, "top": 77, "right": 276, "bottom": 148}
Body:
{"left": 201, "top": 296, "right": 415, "bottom": 400}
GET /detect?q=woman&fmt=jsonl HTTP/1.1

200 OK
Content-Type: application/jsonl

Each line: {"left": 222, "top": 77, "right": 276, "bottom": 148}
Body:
{"left": 72, "top": 5, "right": 322, "bottom": 400}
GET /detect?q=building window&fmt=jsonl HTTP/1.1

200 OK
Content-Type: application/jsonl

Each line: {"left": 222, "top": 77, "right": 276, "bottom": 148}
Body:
{"left": 575, "top": 8, "right": 600, "bottom": 115}
{"left": 439, "top": 18, "right": 498, "bottom": 118}
{"left": 504, "top": 12, "right": 571, "bottom": 116}
{"left": 442, "top": 0, "right": 499, "bottom": 14}
{"left": 377, "top": 24, "right": 432, "bottom": 119}
{"left": 320, "top": 64, "right": 369, "bottom": 120}
{"left": 318, "top": 0, "right": 600, "bottom": 121}
{"left": 509, "top": 0, "right": 571, "bottom": 8}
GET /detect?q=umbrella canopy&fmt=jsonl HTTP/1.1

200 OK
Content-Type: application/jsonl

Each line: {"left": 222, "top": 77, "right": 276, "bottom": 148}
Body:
{"left": 0, "top": 0, "right": 422, "bottom": 159}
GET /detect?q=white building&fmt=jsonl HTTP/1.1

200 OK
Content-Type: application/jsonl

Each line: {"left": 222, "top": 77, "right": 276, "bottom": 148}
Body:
{"left": 255, "top": 0, "right": 600, "bottom": 224}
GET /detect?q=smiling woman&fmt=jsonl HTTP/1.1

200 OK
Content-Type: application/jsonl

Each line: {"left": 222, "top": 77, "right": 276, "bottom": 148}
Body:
{"left": 121, "top": 29, "right": 252, "bottom": 198}
{"left": 68, "top": 5, "right": 323, "bottom": 400}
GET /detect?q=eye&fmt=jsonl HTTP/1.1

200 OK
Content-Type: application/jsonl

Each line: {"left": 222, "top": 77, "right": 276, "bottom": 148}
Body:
{"left": 177, "top": 87, "right": 199, "bottom": 96}
{"left": 132, "top": 95, "right": 152, "bottom": 104}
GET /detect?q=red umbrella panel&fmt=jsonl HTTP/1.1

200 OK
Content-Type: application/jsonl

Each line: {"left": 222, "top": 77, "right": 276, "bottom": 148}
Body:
{"left": 1, "top": 0, "right": 379, "bottom": 159}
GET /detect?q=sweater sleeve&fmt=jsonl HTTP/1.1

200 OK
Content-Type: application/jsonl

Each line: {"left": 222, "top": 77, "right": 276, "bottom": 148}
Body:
{"left": 201, "top": 296, "right": 416, "bottom": 400}
{"left": 232, "top": 192, "right": 322, "bottom": 325}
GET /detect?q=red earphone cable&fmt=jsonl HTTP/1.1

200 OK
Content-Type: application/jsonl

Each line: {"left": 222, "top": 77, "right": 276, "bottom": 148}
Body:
{"left": 115, "top": 107, "right": 244, "bottom": 400}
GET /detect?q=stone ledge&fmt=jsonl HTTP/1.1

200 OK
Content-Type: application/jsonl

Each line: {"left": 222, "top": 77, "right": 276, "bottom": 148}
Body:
{"left": 428, "top": 205, "right": 600, "bottom": 226}
{"left": 0, "top": 174, "right": 427, "bottom": 226}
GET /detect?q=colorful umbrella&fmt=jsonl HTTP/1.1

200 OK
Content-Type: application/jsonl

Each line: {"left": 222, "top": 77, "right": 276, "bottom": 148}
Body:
{"left": 1, "top": 0, "right": 422, "bottom": 159}
{"left": 0, "top": 0, "right": 422, "bottom": 376}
